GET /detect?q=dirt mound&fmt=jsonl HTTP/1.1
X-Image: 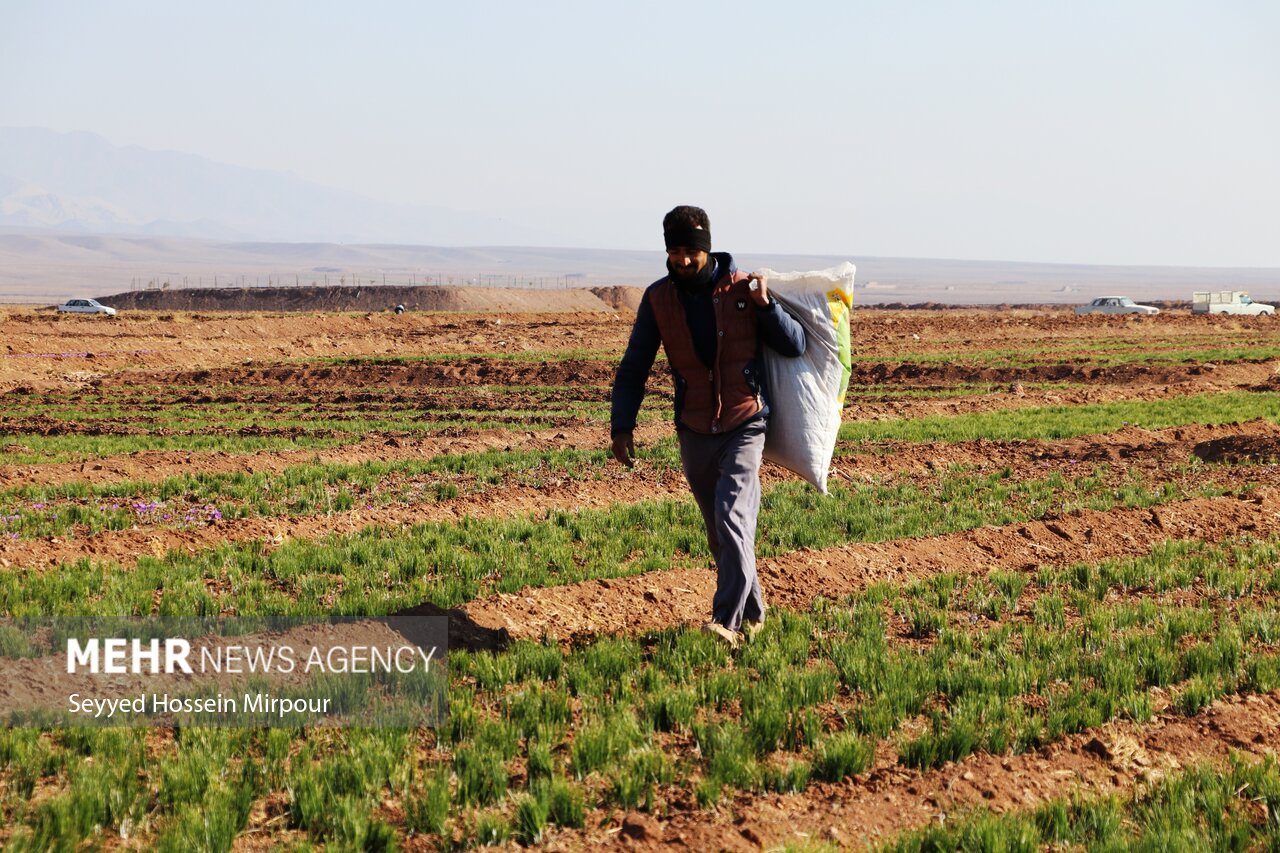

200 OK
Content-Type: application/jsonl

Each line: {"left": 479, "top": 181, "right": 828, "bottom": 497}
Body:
{"left": 1029, "top": 422, "right": 1280, "bottom": 464}
{"left": 1194, "top": 433, "right": 1280, "bottom": 463}
{"left": 590, "top": 285, "right": 645, "bottom": 312}
{"left": 100, "top": 285, "right": 620, "bottom": 313}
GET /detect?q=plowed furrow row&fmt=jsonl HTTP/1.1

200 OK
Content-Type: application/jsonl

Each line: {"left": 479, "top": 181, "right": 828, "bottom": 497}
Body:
{"left": 4, "top": 367, "right": 1273, "bottom": 490}
{"left": 0, "top": 466, "right": 692, "bottom": 572}
{"left": 0, "top": 421, "right": 668, "bottom": 490}
{"left": 458, "top": 492, "right": 1280, "bottom": 643}
{"left": 5, "top": 421, "right": 1280, "bottom": 573}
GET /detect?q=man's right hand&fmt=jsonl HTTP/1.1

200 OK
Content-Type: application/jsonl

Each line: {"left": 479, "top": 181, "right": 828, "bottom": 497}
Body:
{"left": 611, "top": 430, "right": 636, "bottom": 468}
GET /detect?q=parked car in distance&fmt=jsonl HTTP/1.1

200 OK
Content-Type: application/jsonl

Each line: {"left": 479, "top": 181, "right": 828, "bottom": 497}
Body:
{"left": 1191, "top": 290, "right": 1275, "bottom": 316}
{"left": 56, "top": 298, "right": 117, "bottom": 316}
{"left": 1074, "top": 296, "right": 1160, "bottom": 316}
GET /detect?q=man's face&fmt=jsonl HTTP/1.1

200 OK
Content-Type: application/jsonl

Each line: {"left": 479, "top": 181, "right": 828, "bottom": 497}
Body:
{"left": 667, "top": 247, "right": 709, "bottom": 280}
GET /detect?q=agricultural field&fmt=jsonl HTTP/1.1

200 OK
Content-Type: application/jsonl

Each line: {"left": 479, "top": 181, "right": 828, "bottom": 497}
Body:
{"left": 2, "top": 304, "right": 1280, "bottom": 850}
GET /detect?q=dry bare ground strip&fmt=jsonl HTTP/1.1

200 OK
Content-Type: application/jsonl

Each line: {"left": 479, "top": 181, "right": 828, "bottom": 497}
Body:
{"left": 545, "top": 690, "right": 1280, "bottom": 852}
{"left": 0, "top": 311, "right": 635, "bottom": 392}
{"left": 0, "top": 421, "right": 673, "bottom": 491}
{"left": 2, "top": 307, "right": 1274, "bottom": 401}
{"left": 125, "top": 356, "right": 1259, "bottom": 391}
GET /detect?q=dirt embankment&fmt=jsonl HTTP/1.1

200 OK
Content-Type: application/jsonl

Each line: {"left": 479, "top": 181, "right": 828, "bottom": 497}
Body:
{"left": 99, "top": 285, "right": 644, "bottom": 313}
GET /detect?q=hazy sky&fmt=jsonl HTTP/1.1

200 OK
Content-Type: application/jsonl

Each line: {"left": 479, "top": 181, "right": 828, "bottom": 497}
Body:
{"left": 2, "top": 1, "right": 1277, "bottom": 266}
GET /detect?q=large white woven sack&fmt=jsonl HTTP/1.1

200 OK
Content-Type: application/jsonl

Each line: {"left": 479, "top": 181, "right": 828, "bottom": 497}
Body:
{"left": 758, "top": 263, "right": 855, "bottom": 494}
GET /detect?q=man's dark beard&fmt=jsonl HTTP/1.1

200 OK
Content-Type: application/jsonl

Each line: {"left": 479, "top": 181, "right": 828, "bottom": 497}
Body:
{"left": 668, "top": 259, "right": 715, "bottom": 290}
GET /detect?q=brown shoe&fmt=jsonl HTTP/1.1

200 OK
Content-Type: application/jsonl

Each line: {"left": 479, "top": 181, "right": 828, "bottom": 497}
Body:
{"left": 701, "top": 621, "right": 740, "bottom": 649}
{"left": 743, "top": 619, "right": 765, "bottom": 641}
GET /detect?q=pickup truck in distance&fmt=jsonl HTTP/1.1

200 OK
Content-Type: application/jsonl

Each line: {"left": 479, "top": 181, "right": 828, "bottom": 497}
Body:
{"left": 1191, "top": 291, "right": 1274, "bottom": 316}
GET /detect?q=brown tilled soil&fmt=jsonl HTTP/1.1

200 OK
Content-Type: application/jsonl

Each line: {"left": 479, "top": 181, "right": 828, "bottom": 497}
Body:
{"left": 0, "top": 310, "right": 636, "bottom": 393}
{"left": 4, "top": 305, "right": 1276, "bottom": 391}
{"left": 4, "top": 305, "right": 1280, "bottom": 849}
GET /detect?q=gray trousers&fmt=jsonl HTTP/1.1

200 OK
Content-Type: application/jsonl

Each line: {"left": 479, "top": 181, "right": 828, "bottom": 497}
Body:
{"left": 678, "top": 417, "right": 767, "bottom": 632}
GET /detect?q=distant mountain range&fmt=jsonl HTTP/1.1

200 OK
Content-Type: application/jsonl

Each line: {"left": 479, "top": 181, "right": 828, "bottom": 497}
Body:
{"left": 2, "top": 127, "right": 1278, "bottom": 305}
{"left": 2, "top": 230, "right": 1278, "bottom": 305}
{"left": 0, "top": 127, "right": 558, "bottom": 245}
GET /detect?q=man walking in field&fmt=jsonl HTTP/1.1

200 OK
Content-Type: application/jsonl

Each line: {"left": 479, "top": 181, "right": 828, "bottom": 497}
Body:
{"left": 610, "top": 205, "right": 807, "bottom": 647}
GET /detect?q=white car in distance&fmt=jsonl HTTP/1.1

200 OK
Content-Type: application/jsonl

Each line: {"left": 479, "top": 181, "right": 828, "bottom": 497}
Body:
{"left": 56, "top": 298, "right": 117, "bottom": 316}
{"left": 1074, "top": 296, "right": 1159, "bottom": 316}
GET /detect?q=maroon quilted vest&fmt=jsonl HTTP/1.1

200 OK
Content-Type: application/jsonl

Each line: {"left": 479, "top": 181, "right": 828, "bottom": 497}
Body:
{"left": 648, "top": 270, "right": 761, "bottom": 435}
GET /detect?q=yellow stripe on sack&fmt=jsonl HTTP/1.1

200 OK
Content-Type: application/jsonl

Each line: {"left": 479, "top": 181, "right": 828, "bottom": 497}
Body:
{"left": 827, "top": 286, "right": 853, "bottom": 405}
{"left": 826, "top": 287, "right": 852, "bottom": 330}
